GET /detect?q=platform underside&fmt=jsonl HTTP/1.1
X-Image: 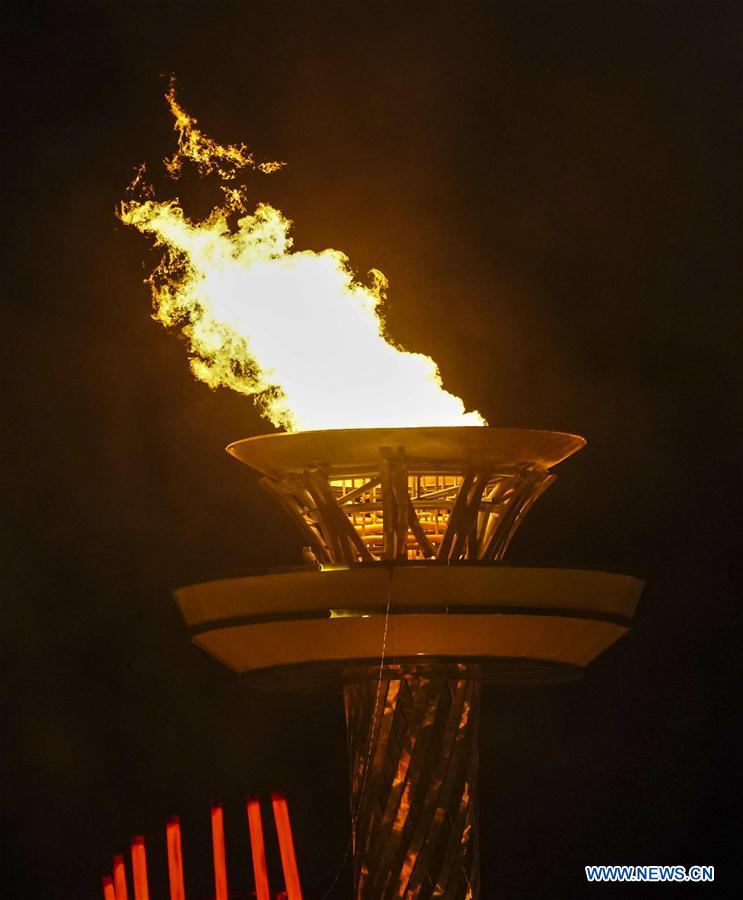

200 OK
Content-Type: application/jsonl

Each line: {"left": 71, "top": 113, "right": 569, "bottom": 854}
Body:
{"left": 174, "top": 563, "right": 643, "bottom": 690}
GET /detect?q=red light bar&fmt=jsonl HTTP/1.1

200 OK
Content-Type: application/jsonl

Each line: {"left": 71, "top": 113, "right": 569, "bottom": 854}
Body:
{"left": 113, "top": 854, "right": 128, "bottom": 900}
{"left": 210, "top": 805, "right": 229, "bottom": 900}
{"left": 166, "top": 816, "right": 186, "bottom": 900}
{"left": 271, "top": 793, "right": 303, "bottom": 900}
{"left": 102, "top": 875, "right": 116, "bottom": 900}
{"left": 246, "top": 797, "right": 271, "bottom": 900}
{"left": 130, "top": 836, "right": 150, "bottom": 900}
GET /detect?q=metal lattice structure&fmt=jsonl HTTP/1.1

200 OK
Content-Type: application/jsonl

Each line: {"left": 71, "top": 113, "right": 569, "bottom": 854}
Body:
{"left": 345, "top": 666, "right": 479, "bottom": 899}
{"left": 227, "top": 427, "right": 581, "bottom": 565}
{"left": 260, "top": 460, "right": 554, "bottom": 565}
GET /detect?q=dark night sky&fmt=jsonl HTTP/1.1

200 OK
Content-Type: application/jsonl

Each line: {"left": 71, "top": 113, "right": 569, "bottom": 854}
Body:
{"left": 2, "top": 2, "right": 740, "bottom": 897}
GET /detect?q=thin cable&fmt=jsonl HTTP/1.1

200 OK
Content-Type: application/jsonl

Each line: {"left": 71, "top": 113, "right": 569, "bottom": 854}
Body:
{"left": 319, "top": 572, "right": 393, "bottom": 900}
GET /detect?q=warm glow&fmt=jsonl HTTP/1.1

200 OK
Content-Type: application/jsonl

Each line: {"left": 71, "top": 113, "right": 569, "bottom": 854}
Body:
{"left": 120, "top": 83, "right": 485, "bottom": 431}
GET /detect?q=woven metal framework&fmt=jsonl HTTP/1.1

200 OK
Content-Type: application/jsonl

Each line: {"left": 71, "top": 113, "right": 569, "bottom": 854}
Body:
{"left": 260, "top": 457, "right": 555, "bottom": 565}
{"left": 344, "top": 665, "right": 480, "bottom": 899}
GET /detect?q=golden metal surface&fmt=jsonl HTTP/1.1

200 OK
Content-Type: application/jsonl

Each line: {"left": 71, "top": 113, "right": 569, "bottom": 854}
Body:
{"left": 227, "top": 427, "right": 586, "bottom": 473}
{"left": 175, "top": 564, "right": 642, "bottom": 684}
{"left": 176, "top": 565, "right": 643, "bottom": 626}
{"left": 227, "top": 428, "right": 585, "bottom": 563}
{"left": 191, "top": 613, "right": 627, "bottom": 680}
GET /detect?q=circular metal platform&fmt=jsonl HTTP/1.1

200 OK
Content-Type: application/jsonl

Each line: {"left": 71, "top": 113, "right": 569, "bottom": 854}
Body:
{"left": 174, "top": 563, "right": 642, "bottom": 690}
{"left": 227, "top": 426, "right": 586, "bottom": 477}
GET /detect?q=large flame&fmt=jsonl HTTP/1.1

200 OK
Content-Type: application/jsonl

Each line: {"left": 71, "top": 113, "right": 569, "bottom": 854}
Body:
{"left": 120, "top": 85, "right": 485, "bottom": 431}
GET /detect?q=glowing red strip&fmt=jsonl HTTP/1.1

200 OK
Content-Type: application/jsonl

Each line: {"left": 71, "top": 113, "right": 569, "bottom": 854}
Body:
{"left": 113, "top": 854, "right": 128, "bottom": 900}
{"left": 130, "top": 836, "right": 150, "bottom": 900}
{"left": 271, "top": 793, "right": 303, "bottom": 900}
{"left": 210, "top": 805, "right": 229, "bottom": 900}
{"left": 102, "top": 876, "right": 116, "bottom": 900}
{"left": 166, "top": 816, "right": 186, "bottom": 900}
{"left": 246, "top": 797, "right": 271, "bottom": 900}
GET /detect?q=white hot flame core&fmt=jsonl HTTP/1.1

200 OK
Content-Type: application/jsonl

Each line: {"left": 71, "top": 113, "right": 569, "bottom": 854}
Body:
{"left": 120, "top": 85, "right": 485, "bottom": 431}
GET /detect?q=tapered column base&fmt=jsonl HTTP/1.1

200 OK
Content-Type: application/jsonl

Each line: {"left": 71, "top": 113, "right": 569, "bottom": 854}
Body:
{"left": 343, "top": 665, "right": 480, "bottom": 899}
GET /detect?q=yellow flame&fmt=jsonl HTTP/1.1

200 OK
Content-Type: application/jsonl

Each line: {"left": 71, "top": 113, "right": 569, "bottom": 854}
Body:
{"left": 163, "top": 80, "right": 285, "bottom": 180}
{"left": 119, "top": 85, "right": 485, "bottom": 431}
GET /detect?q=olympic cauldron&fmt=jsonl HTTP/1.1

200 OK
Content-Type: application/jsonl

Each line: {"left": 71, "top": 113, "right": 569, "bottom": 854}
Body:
{"left": 174, "top": 427, "right": 643, "bottom": 899}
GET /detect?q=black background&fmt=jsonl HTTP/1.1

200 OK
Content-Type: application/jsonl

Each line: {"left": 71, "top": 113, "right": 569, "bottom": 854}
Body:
{"left": 2, "top": 2, "right": 740, "bottom": 898}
